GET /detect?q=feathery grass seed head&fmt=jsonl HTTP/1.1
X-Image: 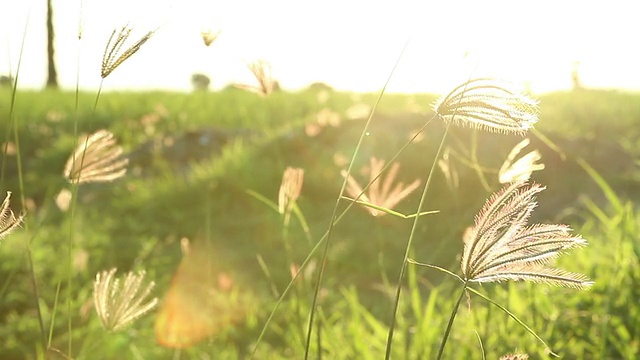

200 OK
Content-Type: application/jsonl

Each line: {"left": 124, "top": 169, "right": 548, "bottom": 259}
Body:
{"left": 499, "top": 138, "right": 545, "bottom": 183}
{"left": 101, "top": 24, "right": 155, "bottom": 78}
{"left": 0, "top": 191, "right": 24, "bottom": 240}
{"left": 461, "top": 181, "right": 593, "bottom": 289}
{"left": 278, "top": 167, "right": 304, "bottom": 216}
{"left": 201, "top": 29, "right": 220, "bottom": 47}
{"left": 93, "top": 268, "right": 158, "bottom": 331}
{"left": 434, "top": 78, "right": 539, "bottom": 134}
{"left": 343, "top": 157, "right": 421, "bottom": 217}
{"left": 235, "top": 60, "right": 275, "bottom": 96}
{"left": 64, "top": 130, "right": 128, "bottom": 184}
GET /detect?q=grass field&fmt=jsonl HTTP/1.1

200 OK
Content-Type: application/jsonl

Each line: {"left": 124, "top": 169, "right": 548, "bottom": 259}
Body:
{"left": 1, "top": 86, "right": 640, "bottom": 359}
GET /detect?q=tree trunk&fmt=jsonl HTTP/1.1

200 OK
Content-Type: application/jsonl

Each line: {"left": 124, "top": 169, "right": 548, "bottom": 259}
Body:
{"left": 46, "top": 0, "right": 59, "bottom": 89}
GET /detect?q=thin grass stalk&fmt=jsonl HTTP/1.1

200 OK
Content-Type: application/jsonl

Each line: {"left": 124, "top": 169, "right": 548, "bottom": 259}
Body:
{"left": 466, "top": 287, "right": 555, "bottom": 355}
{"left": 436, "top": 282, "right": 467, "bottom": 359}
{"left": 64, "top": 56, "right": 105, "bottom": 359}
{"left": 302, "top": 37, "right": 412, "bottom": 360}
{"left": 48, "top": 281, "right": 62, "bottom": 348}
{"left": 384, "top": 124, "right": 450, "bottom": 359}
{"left": 3, "top": 13, "right": 48, "bottom": 352}
{"left": 251, "top": 101, "right": 437, "bottom": 358}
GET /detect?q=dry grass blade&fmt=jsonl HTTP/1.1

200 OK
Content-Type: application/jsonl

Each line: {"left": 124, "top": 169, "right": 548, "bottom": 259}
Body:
{"left": 101, "top": 24, "right": 155, "bottom": 78}
{"left": 434, "top": 78, "right": 539, "bottom": 134}
{"left": 461, "top": 181, "right": 593, "bottom": 289}
{"left": 0, "top": 191, "right": 24, "bottom": 240}
{"left": 93, "top": 268, "right": 158, "bottom": 331}
{"left": 342, "top": 157, "right": 421, "bottom": 217}
{"left": 64, "top": 129, "right": 128, "bottom": 184}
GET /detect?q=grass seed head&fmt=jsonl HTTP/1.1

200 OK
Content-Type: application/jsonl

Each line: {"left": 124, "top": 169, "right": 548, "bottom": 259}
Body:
{"left": 461, "top": 181, "right": 593, "bottom": 289}
{"left": 0, "top": 191, "right": 24, "bottom": 241}
{"left": 64, "top": 129, "right": 129, "bottom": 184}
{"left": 201, "top": 29, "right": 221, "bottom": 47}
{"left": 499, "top": 138, "right": 545, "bottom": 183}
{"left": 434, "top": 78, "right": 539, "bottom": 135}
{"left": 101, "top": 24, "right": 155, "bottom": 79}
{"left": 93, "top": 268, "right": 158, "bottom": 331}
{"left": 343, "top": 157, "right": 421, "bottom": 217}
{"left": 234, "top": 60, "right": 275, "bottom": 96}
{"left": 278, "top": 167, "right": 305, "bottom": 217}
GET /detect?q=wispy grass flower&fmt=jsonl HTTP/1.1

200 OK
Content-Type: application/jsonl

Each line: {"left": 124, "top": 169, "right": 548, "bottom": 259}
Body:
{"left": 461, "top": 180, "right": 592, "bottom": 288}
{"left": 278, "top": 167, "right": 304, "bottom": 219}
{"left": 1, "top": 191, "right": 24, "bottom": 240}
{"left": 93, "top": 268, "right": 158, "bottom": 331}
{"left": 101, "top": 24, "right": 155, "bottom": 78}
{"left": 342, "top": 157, "right": 421, "bottom": 217}
{"left": 64, "top": 130, "right": 128, "bottom": 184}
{"left": 434, "top": 78, "right": 539, "bottom": 134}
{"left": 499, "top": 138, "right": 545, "bottom": 183}
{"left": 235, "top": 60, "right": 275, "bottom": 96}
{"left": 201, "top": 29, "right": 220, "bottom": 47}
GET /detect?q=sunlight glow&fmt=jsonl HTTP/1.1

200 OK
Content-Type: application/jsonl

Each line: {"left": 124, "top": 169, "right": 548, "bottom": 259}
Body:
{"left": 0, "top": 0, "right": 638, "bottom": 93}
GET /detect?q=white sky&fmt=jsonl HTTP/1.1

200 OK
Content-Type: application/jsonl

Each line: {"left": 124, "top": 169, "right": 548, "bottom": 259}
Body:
{"left": 0, "top": 0, "right": 638, "bottom": 94}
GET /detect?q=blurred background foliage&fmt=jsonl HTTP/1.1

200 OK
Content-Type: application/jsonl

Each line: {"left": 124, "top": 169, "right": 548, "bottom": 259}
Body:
{"left": 1, "top": 87, "right": 639, "bottom": 358}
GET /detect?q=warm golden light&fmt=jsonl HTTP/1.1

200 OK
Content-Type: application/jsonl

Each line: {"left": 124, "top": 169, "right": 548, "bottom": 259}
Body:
{"left": 0, "top": 0, "right": 637, "bottom": 93}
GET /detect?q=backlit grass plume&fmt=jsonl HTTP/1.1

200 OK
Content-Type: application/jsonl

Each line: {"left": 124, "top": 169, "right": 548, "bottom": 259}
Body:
{"left": 93, "top": 268, "right": 158, "bottom": 331}
{"left": 235, "top": 60, "right": 275, "bottom": 96}
{"left": 101, "top": 24, "right": 155, "bottom": 78}
{"left": 461, "top": 180, "right": 592, "bottom": 288}
{"left": 0, "top": 191, "right": 24, "bottom": 240}
{"left": 342, "top": 157, "right": 421, "bottom": 217}
{"left": 201, "top": 29, "right": 220, "bottom": 47}
{"left": 499, "top": 138, "right": 545, "bottom": 184}
{"left": 434, "top": 78, "right": 539, "bottom": 134}
{"left": 64, "top": 130, "right": 128, "bottom": 184}
{"left": 278, "top": 167, "right": 304, "bottom": 219}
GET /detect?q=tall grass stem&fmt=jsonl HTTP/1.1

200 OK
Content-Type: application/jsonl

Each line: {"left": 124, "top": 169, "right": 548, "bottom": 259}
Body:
{"left": 302, "top": 37, "right": 412, "bottom": 359}
{"left": 436, "top": 281, "right": 468, "bottom": 359}
{"left": 384, "top": 124, "right": 450, "bottom": 359}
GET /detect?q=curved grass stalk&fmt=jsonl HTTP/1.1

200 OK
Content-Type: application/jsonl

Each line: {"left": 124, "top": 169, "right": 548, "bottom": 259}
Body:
{"left": 466, "top": 287, "right": 557, "bottom": 357}
{"left": 250, "top": 118, "right": 436, "bottom": 356}
{"left": 384, "top": 124, "right": 450, "bottom": 359}
{"left": 340, "top": 196, "right": 438, "bottom": 219}
{"left": 436, "top": 281, "right": 468, "bottom": 360}
{"left": 251, "top": 39, "right": 448, "bottom": 358}
{"left": 0, "top": 12, "right": 48, "bottom": 353}
{"left": 302, "top": 37, "right": 413, "bottom": 360}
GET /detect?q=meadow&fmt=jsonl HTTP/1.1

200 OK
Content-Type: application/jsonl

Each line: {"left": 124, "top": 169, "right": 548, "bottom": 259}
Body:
{"left": 1, "top": 85, "right": 640, "bottom": 359}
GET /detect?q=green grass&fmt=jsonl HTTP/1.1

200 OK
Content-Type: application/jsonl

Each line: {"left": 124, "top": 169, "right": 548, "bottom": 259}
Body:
{"left": 2, "top": 87, "right": 640, "bottom": 359}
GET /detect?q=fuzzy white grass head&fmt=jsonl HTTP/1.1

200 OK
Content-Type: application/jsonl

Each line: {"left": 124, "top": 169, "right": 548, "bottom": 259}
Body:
{"left": 0, "top": 191, "right": 24, "bottom": 241}
{"left": 434, "top": 78, "right": 539, "bottom": 135}
{"left": 64, "top": 130, "right": 128, "bottom": 184}
{"left": 461, "top": 181, "right": 593, "bottom": 289}
{"left": 93, "top": 268, "right": 158, "bottom": 331}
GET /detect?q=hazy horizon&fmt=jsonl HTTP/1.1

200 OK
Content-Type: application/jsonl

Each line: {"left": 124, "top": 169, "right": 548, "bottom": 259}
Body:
{"left": 2, "top": 0, "right": 639, "bottom": 95}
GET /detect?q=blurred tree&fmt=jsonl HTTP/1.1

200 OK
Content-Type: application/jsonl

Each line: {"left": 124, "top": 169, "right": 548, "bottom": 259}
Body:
{"left": 46, "top": 0, "right": 59, "bottom": 89}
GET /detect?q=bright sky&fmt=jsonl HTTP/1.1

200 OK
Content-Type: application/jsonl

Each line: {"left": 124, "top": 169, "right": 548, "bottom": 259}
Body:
{"left": 1, "top": 0, "right": 638, "bottom": 94}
